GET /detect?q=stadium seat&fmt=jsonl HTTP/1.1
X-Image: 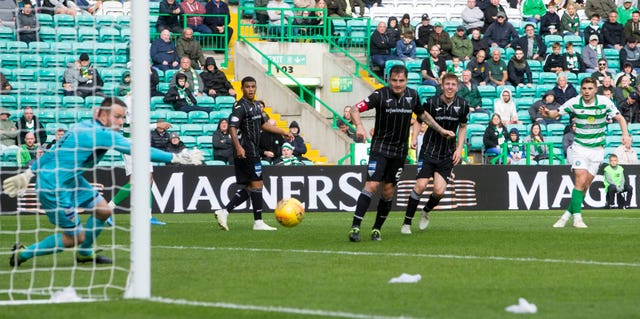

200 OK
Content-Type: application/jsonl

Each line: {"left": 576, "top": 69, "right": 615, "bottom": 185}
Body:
{"left": 478, "top": 85, "right": 496, "bottom": 98}
{"left": 40, "top": 96, "right": 62, "bottom": 109}
{"left": 2, "top": 148, "right": 18, "bottom": 162}
{"left": 100, "top": 1, "right": 125, "bottom": 16}
{"left": 167, "top": 111, "right": 189, "bottom": 124}
{"left": 6, "top": 41, "right": 28, "bottom": 53}
{"left": 75, "top": 14, "right": 95, "bottom": 27}
{"left": 99, "top": 27, "right": 121, "bottom": 43}
{"left": 15, "top": 68, "right": 38, "bottom": 82}
{"left": 20, "top": 96, "right": 39, "bottom": 108}
{"left": 181, "top": 123, "right": 203, "bottom": 136}
{"left": 56, "top": 27, "right": 78, "bottom": 42}
{"left": 202, "top": 123, "right": 217, "bottom": 136}
{"left": 469, "top": 112, "right": 489, "bottom": 124}
{"left": 517, "top": 110, "right": 531, "bottom": 124}
{"left": 188, "top": 111, "right": 210, "bottom": 124}
{"left": 54, "top": 14, "right": 76, "bottom": 27}
{"left": 207, "top": 160, "right": 227, "bottom": 166}
{"left": 607, "top": 123, "right": 622, "bottom": 136}
{"left": 536, "top": 84, "right": 555, "bottom": 96}
{"left": 215, "top": 96, "right": 236, "bottom": 109}
{"left": 28, "top": 41, "right": 50, "bottom": 53}
{"left": 37, "top": 14, "right": 53, "bottom": 27}
{"left": 116, "top": 16, "right": 130, "bottom": 29}
{"left": 62, "top": 96, "right": 84, "bottom": 109}
{"left": 515, "top": 97, "right": 534, "bottom": 111}
{"left": 101, "top": 68, "right": 126, "bottom": 84}
{"left": 528, "top": 60, "right": 542, "bottom": 72}
{"left": 605, "top": 135, "right": 621, "bottom": 147}
{"left": 408, "top": 72, "right": 421, "bottom": 86}
{"left": 78, "top": 26, "right": 99, "bottom": 42}
{"left": 516, "top": 85, "right": 536, "bottom": 97}
{"left": 405, "top": 59, "right": 422, "bottom": 73}
{"left": 538, "top": 72, "right": 558, "bottom": 85}
{"left": 196, "top": 95, "right": 216, "bottom": 109}
{"left": 628, "top": 123, "right": 640, "bottom": 135}
{"left": 181, "top": 136, "right": 197, "bottom": 148}
{"left": 76, "top": 110, "right": 93, "bottom": 122}
{"left": 415, "top": 47, "right": 429, "bottom": 58}
{"left": 0, "top": 26, "right": 12, "bottom": 41}
{"left": 546, "top": 123, "right": 565, "bottom": 136}
{"left": 0, "top": 95, "right": 17, "bottom": 109}
{"left": 210, "top": 110, "right": 231, "bottom": 122}
{"left": 197, "top": 136, "right": 213, "bottom": 149}
{"left": 96, "top": 15, "right": 117, "bottom": 28}
{"left": 85, "top": 96, "right": 105, "bottom": 109}
{"left": 38, "top": 109, "right": 56, "bottom": 124}
{"left": 0, "top": 54, "right": 19, "bottom": 69}
{"left": 151, "top": 110, "right": 169, "bottom": 122}
{"left": 417, "top": 85, "right": 437, "bottom": 102}
{"left": 38, "top": 26, "right": 56, "bottom": 42}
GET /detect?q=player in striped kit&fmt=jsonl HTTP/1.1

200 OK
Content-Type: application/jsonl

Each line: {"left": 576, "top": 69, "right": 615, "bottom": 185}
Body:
{"left": 540, "top": 77, "right": 631, "bottom": 228}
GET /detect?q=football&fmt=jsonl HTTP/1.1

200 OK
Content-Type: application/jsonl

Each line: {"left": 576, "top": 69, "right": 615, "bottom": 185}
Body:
{"left": 274, "top": 198, "right": 305, "bottom": 227}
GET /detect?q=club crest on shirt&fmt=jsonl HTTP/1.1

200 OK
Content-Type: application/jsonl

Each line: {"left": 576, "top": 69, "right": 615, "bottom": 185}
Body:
{"left": 453, "top": 106, "right": 460, "bottom": 113}
{"left": 405, "top": 96, "right": 413, "bottom": 104}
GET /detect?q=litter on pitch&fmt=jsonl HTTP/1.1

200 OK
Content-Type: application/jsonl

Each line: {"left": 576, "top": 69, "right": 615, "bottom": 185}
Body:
{"left": 505, "top": 297, "right": 538, "bottom": 314}
{"left": 388, "top": 273, "right": 422, "bottom": 283}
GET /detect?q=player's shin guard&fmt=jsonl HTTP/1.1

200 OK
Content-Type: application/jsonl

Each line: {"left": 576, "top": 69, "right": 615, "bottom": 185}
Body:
{"left": 250, "top": 189, "right": 263, "bottom": 221}
{"left": 20, "top": 233, "right": 64, "bottom": 260}
{"left": 569, "top": 189, "right": 584, "bottom": 214}
{"left": 373, "top": 198, "right": 393, "bottom": 230}
{"left": 352, "top": 189, "right": 372, "bottom": 228}
{"left": 403, "top": 190, "right": 421, "bottom": 225}
{"left": 225, "top": 188, "right": 250, "bottom": 212}
{"left": 423, "top": 194, "right": 442, "bottom": 212}
{"left": 111, "top": 183, "right": 131, "bottom": 206}
{"left": 78, "top": 216, "right": 106, "bottom": 256}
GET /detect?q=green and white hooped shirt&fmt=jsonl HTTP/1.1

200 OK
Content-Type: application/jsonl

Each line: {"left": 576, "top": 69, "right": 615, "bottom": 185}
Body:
{"left": 559, "top": 95, "right": 619, "bottom": 148}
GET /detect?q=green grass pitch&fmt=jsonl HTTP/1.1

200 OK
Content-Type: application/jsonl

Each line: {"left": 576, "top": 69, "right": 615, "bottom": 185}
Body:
{"left": 2, "top": 210, "right": 639, "bottom": 318}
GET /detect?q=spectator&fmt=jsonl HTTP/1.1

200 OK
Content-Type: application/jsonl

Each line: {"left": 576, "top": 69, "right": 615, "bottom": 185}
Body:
{"left": 470, "top": 28, "right": 489, "bottom": 57}
{"left": 213, "top": 118, "right": 233, "bottom": 163}
{"left": 507, "top": 47, "right": 533, "bottom": 87}
{"left": 181, "top": 0, "right": 211, "bottom": 34}
{"left": 451, "top": 26, "right": 473, "bottom": 60}
{"left": 150, "top": 66, "right": 163, "bottom": 97}
{"left": 386, "top": 16, "right": 401, "bottom": 45}
{"left": 598, "top": 76, "right": 622, "bottom": 102}
{"left": 483, "top": 113, "right": 508, "bottom": 157}
{"left": 486, "top": 48, "right": 508, "bottom": 86}
{"left": 170, "top": 57, "right": 205, "bottom": 95}
{"left": 298, "top": 0, "right": 335, "bottom": 37}
{"left": 483, "top": 0, "right": 507, "bottom": 31}
{"left": 624, "top": 10, "right": 640, "bottom": 42}
{"left": 259, "top": 118, "right": 284, "bottom": 164}
{"left": 530, "top": 90, "right": 561, "bottom": 124}
{"left": 585, "top": 0, "right": 616, "bottom": 21}
{"left": 201, "top": 57, "right": 236, "bottom": 98}
{"left": 326, "top": 0, "right": 349, "bottom": 17}
{"left": 205, "top": 0, "right": 234, "bottom": 50}
{"left": 562, "top": 121, "right": 575, "bottom": 155}
{"left": 150, "top": 119, "right": 171, "bottom": 151}
{"left": 484, "top": 11, "right": 518, "bottom": 48}
{"left": 618, "top": 0, "right": 637, "bottom": 26}
{"left": 412, "top": 121, "right": 427, "bottom": 157}
{"left": 275, "top": 142, "right": 303, "bottom": 165}
{"left": 0, "top": 108, "right": 17, "bottom": 153}
{"left": 176, "top": 28, "right": 206, "bottom": 70}
{"left": 370, "top": 24, "right": 396, "bottom": 70}
{"left": 591, "top": 59, "right": 614, "bottom": 84}
{"left": 616, "top": 62, "right": 640, "bottom": 86}
{"left": 523, "top": 122, "right": 548, "bottom": 163}
{"left": 117, "top": 71, "right": 131, "bottom": 97}
{"left": 0, "top": 70, "right": 12, "bottom": 94}
{"left": 421, "top": 45, "right": 446, "bottom": 87}
{"left": 363, "top": 0, "right": 382, "bottom": 8}
{"left": 582, "top": 35, "right": 603, "bottom": 72}
{"left": 620, "top": 37, "right": 640, "bottom": 72}
{"left": 564, "top": 42, "right": 586, "bottom": 74}
{"left": 337, "top": 120, "right": 358, "bottom": 142}
{"left": 40, "top": 0, "right": 77, "bottom": 16}
{"left": 511, "top": 23, "right": 546, "bottom": 61}
{"left": 17, "top": 106, "right": 46, "bottom": 145}
{"left": 16, "top": 2, "right": 38, "bottom": 43}
{"left": 150, "top": 29, "right": 180, "bottom": 72}
{"left": 17, "top": 132, "right": 38, "bottom": 167}
{"left": 164, "top": 73, "right": 211, "bottom": 113}
{"left": 467, "top": 48, "right": 489, "bottom": 85}
{"left": 602, "top": 11, "right": 625, "bottom": 50}
{"left": 156, "top": 0, "right": 183, "bottom": 33}
{"left": 561, "top": 3, "right": 580, "bottom": 36}
{"left": 447, "top": 56, "right": 464, "bottom": 79}
{"left": 617, "top": 81, "right": 640, "bottom": 122}
{"left": 415, "top": 14, "right": 433, "bottom": 49}
{"left": 543, "top": 42, "right": 567, "bottom": 73}
{"left": 395, "top": 31, "right": 416, "bottom": 61}
{"left": 494, "top": 88, "right": 520, "bottom": 125}
{"left": 288, "top": 121, "right": 308, "bottom": 160}
{"left": 615, "top": 135, "right": 639, "bottom": 164}
{"left": 428, "top": 23, "right": 453, "bottom": 60}
{"left": 349, "top": 0, "right": 366, "bottom": 18}
{"left": 553, "top": 74, "right": 578, "bottom": 104}
{"left": 63, "top": 53, "right": 104, "bottom": 98}
{"left": 165, "top": 132, "right": 186, "bottom": 155}
{"left": 584, "top": 14, "right": 603, "bottom": 45}
{"left": 540, "top": 2, "right": 561, "bottom": 36}
{"left": 267, "top": 0, "right": 294, "bottom": 38}
{"left": 45, "top": 127, "right": 66, "bottom": 149}
{"left": 521, "top": 0, "right": 546, "bottom": 23}
{"left": 399, "top": 13, "right": 414, "bottom": 35}
{"left": 462, "top": 0, "right": 484, "bottom": 32}
{"left": 458, "top": 69, "right": 490, "bottom": 114}
{"left": 506, "top": 128, "right": 525, "bottom": 164}
{"left": 603, "top": 154, "right": 633, "bottom": 209}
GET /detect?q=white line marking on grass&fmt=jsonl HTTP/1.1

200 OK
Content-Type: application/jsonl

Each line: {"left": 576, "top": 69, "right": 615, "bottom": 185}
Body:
{"left": 155, "top": 245, "right": 640, "bottom": 268}
{"left": 149, "top": 297, "right": 416, "bottom": 319}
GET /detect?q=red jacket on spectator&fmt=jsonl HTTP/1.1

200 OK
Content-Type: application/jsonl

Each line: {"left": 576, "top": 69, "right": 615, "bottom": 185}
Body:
{"left": 181, "top": 0, "right": 206, "bottom": 27}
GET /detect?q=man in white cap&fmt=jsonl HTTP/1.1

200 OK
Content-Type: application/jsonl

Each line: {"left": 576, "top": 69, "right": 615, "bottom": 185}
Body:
{"left": 582, "top": 34, "right": 603, "bottom": 72}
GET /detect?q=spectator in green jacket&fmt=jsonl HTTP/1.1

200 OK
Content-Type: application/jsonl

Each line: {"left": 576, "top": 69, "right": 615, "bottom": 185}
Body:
{"left": 603, "top": 154, "right": 633, "bottom": 209}
{"left": 521, "top": 0, "right": 546, "bottom": 23}
{"left": 458, "top": 70, "right": 490, "bottom": 114}
{"left": 17, "top": 132, "right": 39, "bottom": 167}
{"left": 451, "top": 26, "right": 473, "bottom": 61}
{"left": 617, "top": 0, "right": 637, "bottom": 26}
{"left": 176, "top": 27, "right": 206, "bottom": 70}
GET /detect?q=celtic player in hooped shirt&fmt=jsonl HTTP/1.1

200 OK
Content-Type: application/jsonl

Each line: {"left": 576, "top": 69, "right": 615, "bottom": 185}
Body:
{"left": 540, "top": 77, "right": 631, "bottom": 228}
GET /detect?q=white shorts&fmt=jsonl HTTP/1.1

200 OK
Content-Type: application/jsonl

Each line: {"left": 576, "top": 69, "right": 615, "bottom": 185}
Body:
{"left": 566, "top": 143, "right": 604, "bottom": 177}
{"left": 123, "top": 154, "right": 154, "bottom": 176}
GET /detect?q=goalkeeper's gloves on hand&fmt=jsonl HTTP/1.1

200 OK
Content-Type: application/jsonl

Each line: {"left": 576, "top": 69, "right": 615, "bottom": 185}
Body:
{"left": 171, "top": 148, "right": 205, "bottom": 165}
{"left": 3, "top": 169, "right": 34, "bottom": 198}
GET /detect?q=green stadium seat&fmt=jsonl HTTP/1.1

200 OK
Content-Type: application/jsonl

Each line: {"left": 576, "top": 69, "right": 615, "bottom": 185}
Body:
{"left": 560, "top": 72, "right": 577, "bottom": 83}
{"left": 408, "top": 72, "right": 421, "bottom": 86}
{"left": 545, "top": 123, "right": 565, "bottom": 136}
{"left": 76, "top": 109, "right": 93, "bottom": 122}
{"left": 536, "top": 84, "right": 555, "bottom": 96}
{"left": 349, "top": 30, "right": 367, "bottom": 46}
{"left": 516, "top": 85, "right": 536, "bottom": 97}
{"left": 215, "top": 96, "right": 236, "bottom": 109}
{"left": 0, "top": 68, "right": 14, "bottom": 81}
{"left": 181, "top": 136, "right": 197, "bottom": 148}
{"left": 466, "top": 123, "right": 485, "bottom": 151}
{"left": 37, "top": 14, "right": 53, "bottom": 27}
{"left": 73, "top": 41, "right": 99, "bottom": 55}
{"left": 99, "top": 27, "right": 121, "bottom": 43}
{"left": 164, "top": 69, "right": 178, "bottom": 83}
{"left": 188, "top": 111, "right": 210, "bottom": 124}
{"left": 114, "top": 43, "right": 129, "bottom": 56}
{"left": 497, "top": 85, "right": 516, "bottom": 95}
{"left": 544, "top": 34, "right": 563, "bottom": 46}
{"left": 0, "top": 26, "right": 13, "bottom": 41}
{"left": 101, "top": 68, "right": 126, "bottom": 84}
{"left": 167, "top": 111, "right": 189, "bottom": 124}
{"left": 38, "top": 109, "right": 56, "bottom": 124}
{"left": 628, "top": 123, "right": 640, "bottom": 135}
{"left": 415, "top": 47, "right": 428, "bottom": 58}
{"left": 151, "top": 110, "right": 169, "bottom": 122}
{"left": 54, "top": 14, "right": 76, "bottom": 27}
{"left": 38, "top": 26, "right": 56, "bottom": 42}
{"left": 181, "top": 123, "right": 203, "bottom": 136}
{"left": 577, "top": 72, "right": 591, "bottom": 83}
{"left": 93, "top": 55, "right": 113, "bottom": 68}
{"left": 78, "top": 26, "right": 99, "bottom": 42}
{"left": 607, "top": 123, "right": 622, "bottom": 136}
{"left": 40, "top": 96, "right": 62, "bottom": 109}
{"left": 76, "top": 14, "right": 95, "bottom": 27}
{"left": 28, "top": 41, "right": 50, "bottom": 53}
{"left": 19, "top": 95, "right": 38, "bottom": 108}
{"left": 538, "top": 72, "right": 558, "bottom": 84}
{"left": 6, "top": 41, "right": 27, "bottom": 53}
{"left": 20, "top": 54, "right": 43, "bottom": 69}
{"left": 0, "top": 54, "right": 19, "bottom": 69}
{"left": 196, "top": 95, "right": 216, "bottom": 109}
{"left": 116, "top": 15, "right": 130, "bottom": 29}
{"left": 119, "top": 27, "right": 130, "bottom": 42}
{"left": 150, "top": 96, "right": 165, "bottom": 111}
{"left": 469, "top": 112, "right": 489, "bottom": 124}
{"left": 405, "top": 59, "right": 422, "bottom": 73}
{"left": 528, "top": 59, "right": 542, "bottom": 72}
{"left": 51, "top": 42, "right": 73, "bottom": 54}
{"left": 96, "top": 15, "right": 117, "bottom": 28}
{"left": 478, "top": 85, "right": 496, "bottom": 98}
{"left": 202, "top": 123, "right": 217, "bottom": 136}
{"left": 101, "top": 82, "right": 118, "bottom": 96}
{"left": 62, "top": 96, "right": 84, "bottom": 109}
{"left": 56, "top": 27, "right": 78, "bottom": 42}
{"left": 84, "top": 96, "right": 105, "bottom": 109}
{"left": 3, "top": 148, "right": 18, "bottom": 162}
{"left": 197, "top": 135, "right": 213, "bottom": 149}
{"left": 15, "top": 68, "right": 37, "bottom": 82}
{"left": 0, "top": 95, "right": 17, "bottom": 109}
{"left": 417, "top": 85, "right": 437, "bottom": 102}
{"left": 509, "top": 123, "right": 528, "bottom": 135}
{"left": 517, "top": 110, "right": 532, "bottom": 124}
{"left": 210, "top": 110, "right": 231, "bottom": 122}
{"left": 515, "top": 97, "right": 534, "bottom": 111}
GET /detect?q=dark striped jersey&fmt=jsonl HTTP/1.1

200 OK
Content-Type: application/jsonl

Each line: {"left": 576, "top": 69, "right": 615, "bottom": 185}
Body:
{"left": 355, "top": 86, "right": 423, "bottom": 159}
{"left": 228, "top": 97, "right": 265, "bottom": 158}
{"left": 419, "top": 95, "right": 469, "bottom": 160}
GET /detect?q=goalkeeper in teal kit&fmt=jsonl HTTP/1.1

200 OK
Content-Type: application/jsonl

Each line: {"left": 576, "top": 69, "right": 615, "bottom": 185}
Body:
{"left": 4, "top": 98, "right": 203, "bottom": 267}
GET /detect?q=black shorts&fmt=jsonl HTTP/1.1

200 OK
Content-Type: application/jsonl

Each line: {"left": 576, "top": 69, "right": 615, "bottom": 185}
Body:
{"left": 416, "top": 156, "right": 453, "bottom": 183}
{"left": 233, "top": 157, "right": 263, "bottom": 185}
{"left": 366, "top": 154, "right": 405, "bottom": 184}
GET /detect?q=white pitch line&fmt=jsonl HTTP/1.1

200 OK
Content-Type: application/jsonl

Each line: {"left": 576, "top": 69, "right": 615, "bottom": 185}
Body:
{"left": 155, "top": 245, "right": 640, "bottom": 268}
{"left": 149, "top": 297, "right": 416, "bottom": 319}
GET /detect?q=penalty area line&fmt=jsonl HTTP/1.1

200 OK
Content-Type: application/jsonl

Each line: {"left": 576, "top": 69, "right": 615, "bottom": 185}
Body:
{"left": 149, "top": 297, "right": 416, "bottom": 319}
{"left": 155, "top": 245, "right": 640, "bottom": 268}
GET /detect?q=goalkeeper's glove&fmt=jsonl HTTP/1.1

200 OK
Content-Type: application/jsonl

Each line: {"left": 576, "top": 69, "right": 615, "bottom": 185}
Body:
{"left": 3, "top": 169, "right": 35, "bottom": 198}
{"left": 171, "top": 148, "right": 205, "bottom": 165}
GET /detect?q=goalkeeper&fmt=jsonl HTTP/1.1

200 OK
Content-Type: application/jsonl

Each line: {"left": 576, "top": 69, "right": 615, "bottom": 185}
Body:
{"left": 5, "top": 97, "right": 203, "bottom": 267}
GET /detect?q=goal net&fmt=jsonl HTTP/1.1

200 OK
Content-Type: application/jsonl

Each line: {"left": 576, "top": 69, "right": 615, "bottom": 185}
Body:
{"left": 0, "top": 1, "right": 150, "bottom": 304}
